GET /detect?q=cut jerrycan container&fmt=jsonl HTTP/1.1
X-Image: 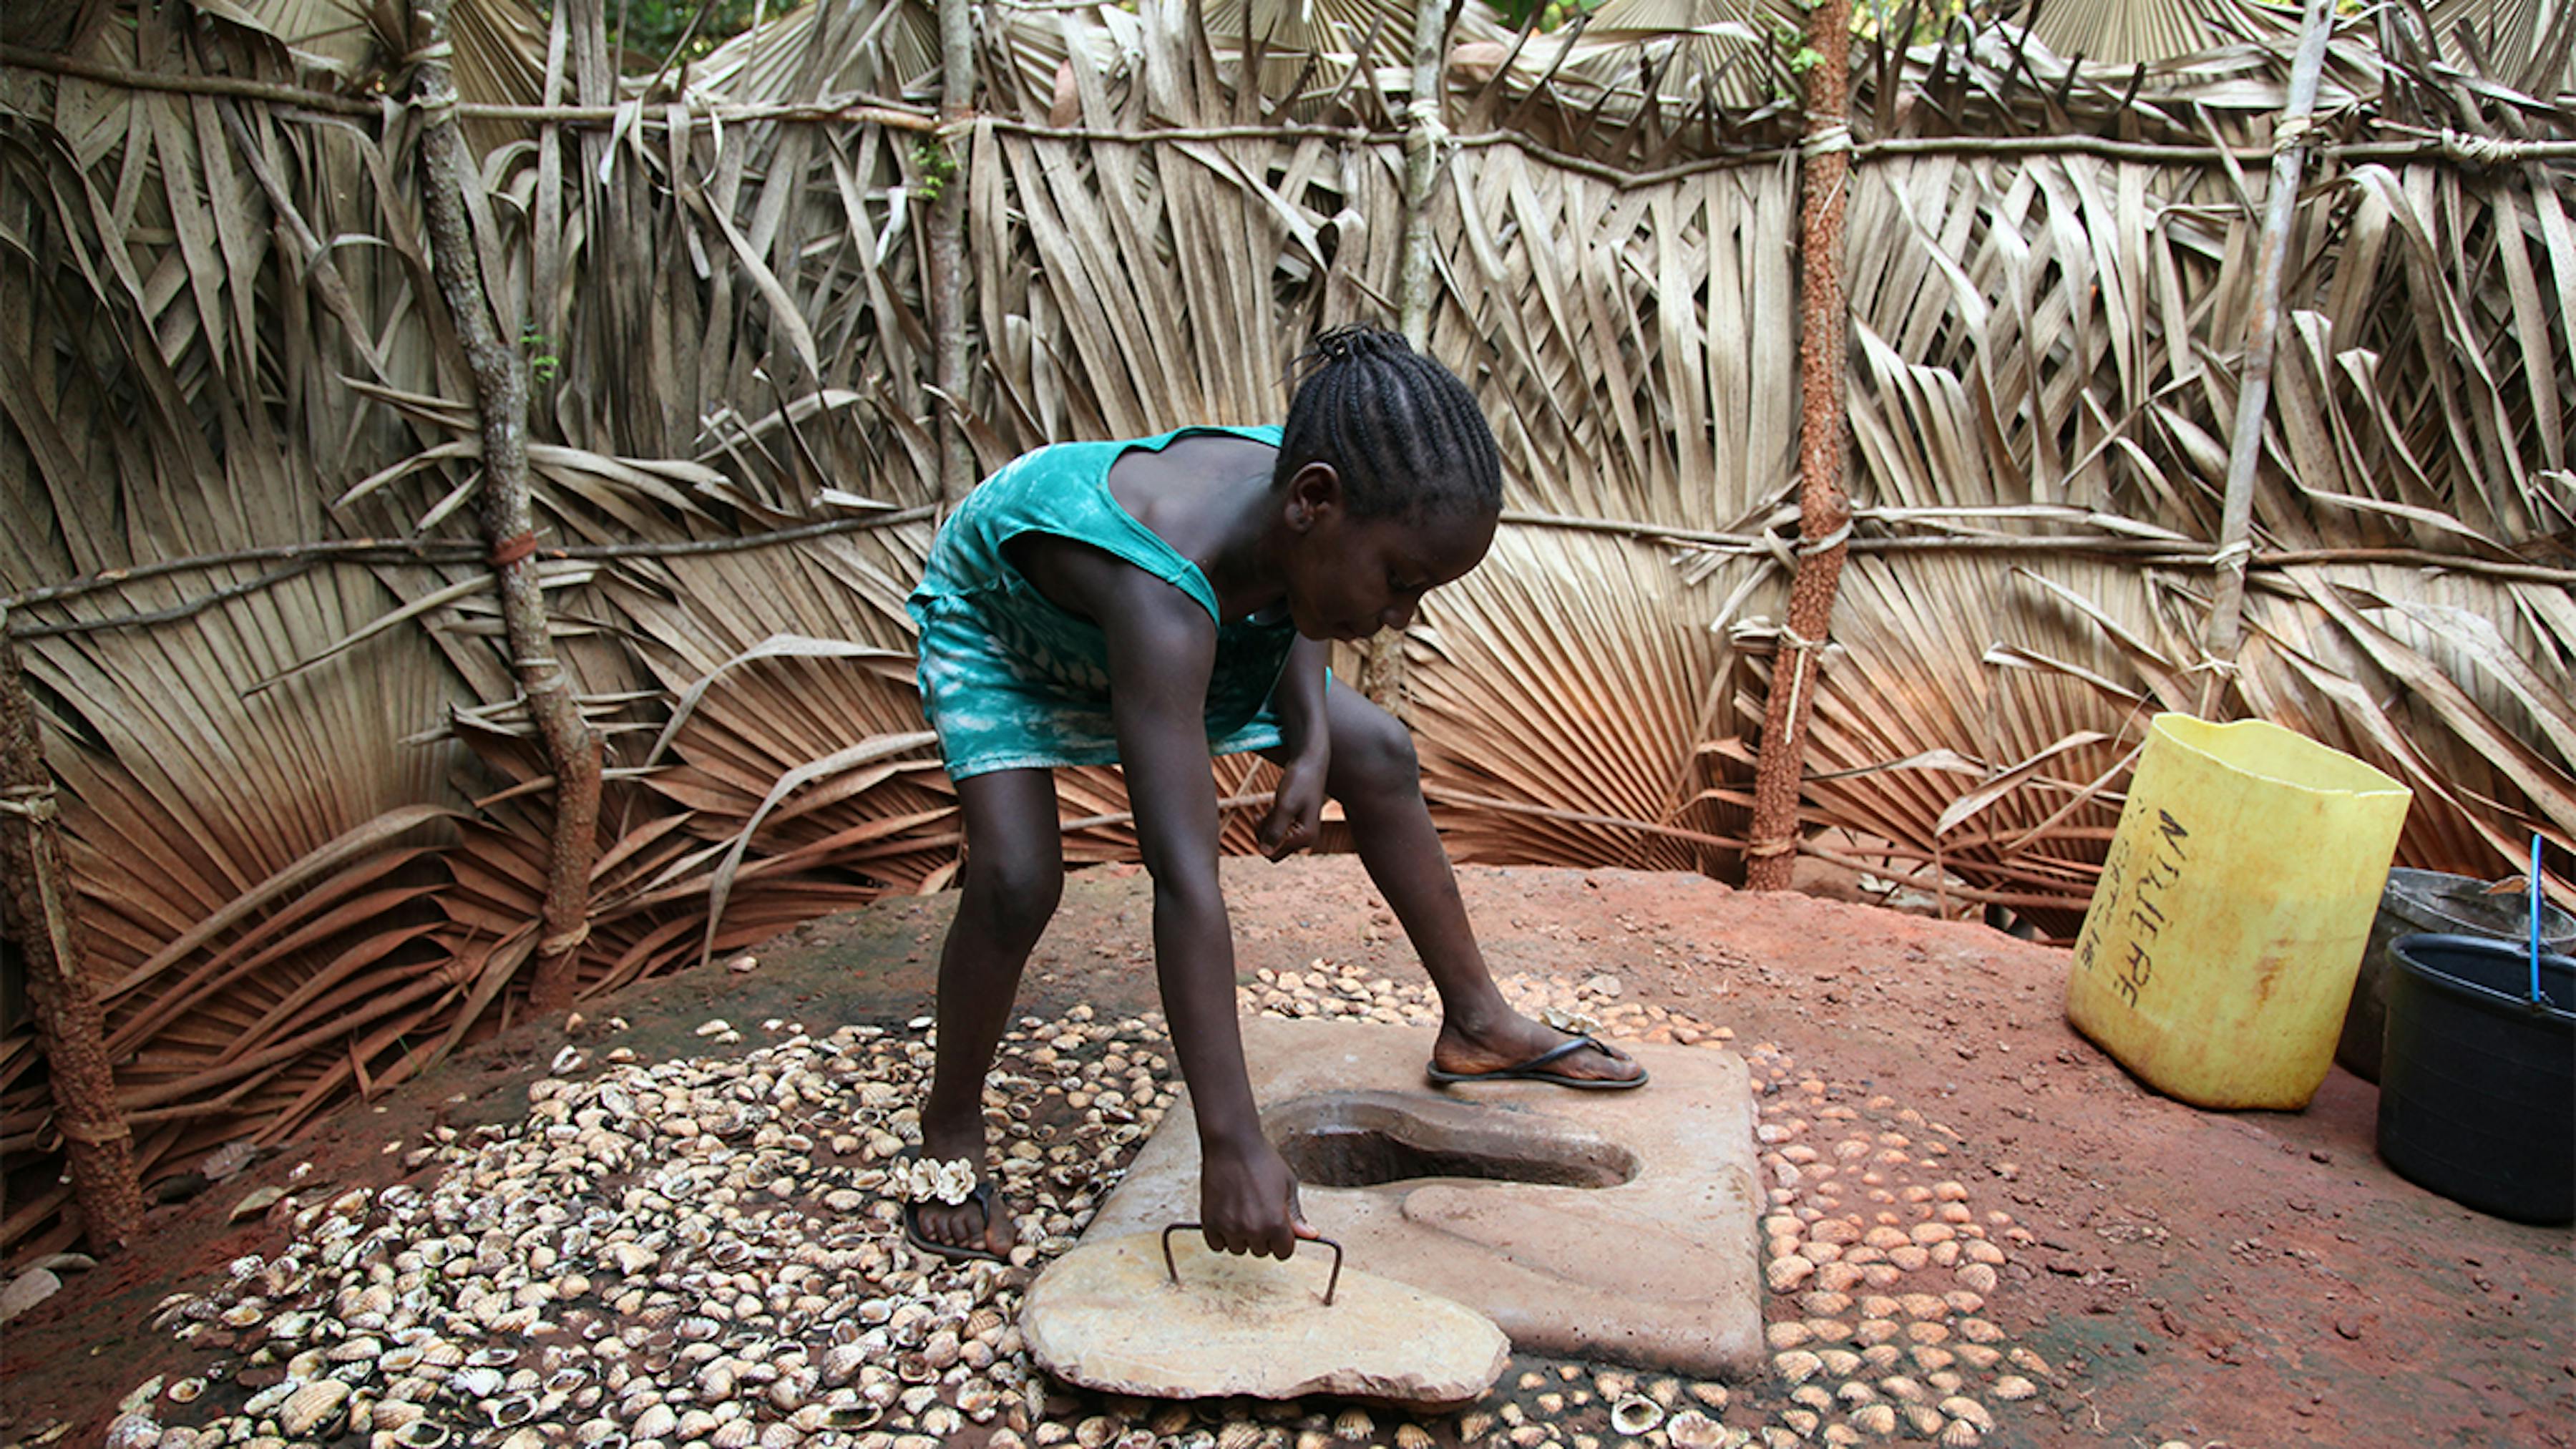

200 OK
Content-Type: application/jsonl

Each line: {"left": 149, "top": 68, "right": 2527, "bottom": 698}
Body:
{"left": 2066, "top": 714, "right": 2412, "bottom": 1109}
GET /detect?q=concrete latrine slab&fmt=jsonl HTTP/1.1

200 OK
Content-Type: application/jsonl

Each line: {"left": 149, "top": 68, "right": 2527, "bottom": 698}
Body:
{"left": 1085, "top": 1016, "right": 1765, "bottom": 1377}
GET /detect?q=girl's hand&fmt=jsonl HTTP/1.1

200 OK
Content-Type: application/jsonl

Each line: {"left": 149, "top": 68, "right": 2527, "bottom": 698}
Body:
{"left": 1257, "top": 752, "right": 1329, "bottom": 860}
{"left": 1199, "top": 1134, "right": 1315, "bottom": 1259}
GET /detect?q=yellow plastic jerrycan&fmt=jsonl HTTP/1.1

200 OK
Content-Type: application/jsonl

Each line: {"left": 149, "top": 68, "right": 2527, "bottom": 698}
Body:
{"left": 2067, "top": 714, "right": 2412, "bottom": 1109}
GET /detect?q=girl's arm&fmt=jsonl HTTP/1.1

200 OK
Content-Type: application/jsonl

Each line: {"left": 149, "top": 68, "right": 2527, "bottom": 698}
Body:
{"left": 1270, "top": 634, "right": 1329, "bottom": 762}
{"left": 1257, "top": 635, "right": 1330, "bottom": 859}
{"left": 1038, "top": 542, "right": 1307, "bottom": 1259}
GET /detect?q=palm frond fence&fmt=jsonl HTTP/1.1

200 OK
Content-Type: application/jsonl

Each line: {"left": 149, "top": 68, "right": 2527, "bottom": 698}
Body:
{"left": 1, "top": 0, "right": 2570, "bottom": 1256}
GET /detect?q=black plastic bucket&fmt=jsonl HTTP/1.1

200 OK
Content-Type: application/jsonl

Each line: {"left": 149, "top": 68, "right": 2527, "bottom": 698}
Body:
{"left": 2338, "top": 869, "right": 2576, "bottom": 1081}
{"left": 2375, "top": 932, "right": 2576, "bottom": 1224}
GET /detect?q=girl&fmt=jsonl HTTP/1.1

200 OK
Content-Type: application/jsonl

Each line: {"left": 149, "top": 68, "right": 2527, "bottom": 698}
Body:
{"left": 899, "top": 325, "right": 1645, "bottom": 1266}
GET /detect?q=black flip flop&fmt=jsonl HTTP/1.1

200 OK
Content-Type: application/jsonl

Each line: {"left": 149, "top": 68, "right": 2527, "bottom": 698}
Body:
{"left": 902, "top": 1179, "right": 1010, "bottom": 1264}
{"left": 1425, "top": 1033, "right": 1651, "bottom": 1091}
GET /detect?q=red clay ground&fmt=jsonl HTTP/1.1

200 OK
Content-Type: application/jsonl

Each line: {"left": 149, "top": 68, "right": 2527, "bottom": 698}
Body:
{"left": 4, "top": 855, "right": 2570, "bottom": 1449}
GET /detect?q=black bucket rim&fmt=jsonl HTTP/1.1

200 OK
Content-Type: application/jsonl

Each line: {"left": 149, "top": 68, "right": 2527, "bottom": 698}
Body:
{"left": 2389, "top": 932, "right": 2576, "bottom": 1022}
{"left": 2383, "top": 869, "right": 2576, "bottom": 947}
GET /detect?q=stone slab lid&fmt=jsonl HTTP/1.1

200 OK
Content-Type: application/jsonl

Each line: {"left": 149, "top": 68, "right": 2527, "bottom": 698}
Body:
{"left": 1020, "top": 1230, "right": 1509, "bottom": 1407}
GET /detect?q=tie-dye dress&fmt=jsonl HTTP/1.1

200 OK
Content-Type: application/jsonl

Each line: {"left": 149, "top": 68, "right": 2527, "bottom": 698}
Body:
{"left": 906, "top": 425, "right": 1302, "bottom": 781}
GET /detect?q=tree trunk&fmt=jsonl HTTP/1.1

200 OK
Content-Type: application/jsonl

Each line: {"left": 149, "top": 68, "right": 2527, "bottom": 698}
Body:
{"left": 2197, "top": 0, "right": 2335, "bottom": 717}
{"left": 1745, "top": 0, "right": 1855, "bottom": 892}
{"left": 0, "top": 608, "right": 145, "bottom": 1249}
{"left": 1360, "top": 0, "right": 1456, "bottom": 714}
{"left": 413, "top": 6, "right": 602, "bottom": 1013}
{"left": 930, "top": 0, "right": 978, "bottom": 502}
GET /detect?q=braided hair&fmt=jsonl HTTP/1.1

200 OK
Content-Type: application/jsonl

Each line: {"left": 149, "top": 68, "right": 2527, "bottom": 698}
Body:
{"left": 1276, "top": 324, "right": 1502, "bottom": 522}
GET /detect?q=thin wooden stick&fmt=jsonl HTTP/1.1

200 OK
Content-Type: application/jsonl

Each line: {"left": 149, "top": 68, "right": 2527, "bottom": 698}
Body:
{"left": 1747, "top": 0, "right": 1855, "bottom": 892}
{"left": 1357, "top": 0, "right": 1457, "bottom": 715}
{"left": 416, "top": 1, "right": 602, "bottom": 1016}
{"left": 928, "top": 0, "right": 977, "bottom": 502}
{"left": 2198, "top": 0, "right": 2336, "bottom": 718}
{"left": 0, "top": 605, "right": 145, "bottom": 1250}
{"left": 4, "top": 509, "right": 937, "bottom": 620}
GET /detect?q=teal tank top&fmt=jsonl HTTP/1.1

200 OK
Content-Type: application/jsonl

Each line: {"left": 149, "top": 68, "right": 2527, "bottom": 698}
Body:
{"left": 905, "top": 425, "right": 1298, "bottom": 779}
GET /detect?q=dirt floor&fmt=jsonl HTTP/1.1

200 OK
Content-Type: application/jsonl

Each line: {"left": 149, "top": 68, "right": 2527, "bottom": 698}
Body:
{"left": 4, "top": 855, "right": 2570, "bottom": 1449}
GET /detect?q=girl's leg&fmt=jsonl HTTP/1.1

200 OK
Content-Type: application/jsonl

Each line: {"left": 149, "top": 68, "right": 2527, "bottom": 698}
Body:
{"left": 1318, "top": 688, "right": 1644, "bottom": 1083}
{"left": 916, "top": 767, "right": 1065, "bottom": 1255}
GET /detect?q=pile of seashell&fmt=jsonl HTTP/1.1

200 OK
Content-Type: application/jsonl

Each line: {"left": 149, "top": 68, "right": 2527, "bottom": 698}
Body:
{"left": 99, "top": 952, "right": 2051, "bottom": 1449}
{"left": 1742, "top": 1040, "right": 2058, "bottom": 1448}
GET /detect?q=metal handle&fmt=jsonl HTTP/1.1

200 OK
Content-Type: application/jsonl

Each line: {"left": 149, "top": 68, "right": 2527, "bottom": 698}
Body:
{"left": 1160, "top": 1221, "right": 1343, "bottom": 1307}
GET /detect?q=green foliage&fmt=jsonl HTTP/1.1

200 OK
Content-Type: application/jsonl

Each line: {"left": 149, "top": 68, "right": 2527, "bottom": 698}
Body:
{"left": 1508, "top": 0, "right": 1602, "bottom": 34}
{"left": 911, "top": 140, "right": 959, "bottom": 203}
{"left": 522, "top": 323, "right": 561, "bottom": 386}
{"left": 600, "top": 0, "right": 767, "bottom": 71}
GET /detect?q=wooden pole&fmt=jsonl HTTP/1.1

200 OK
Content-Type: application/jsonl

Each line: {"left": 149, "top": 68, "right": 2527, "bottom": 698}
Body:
{"left": 1357, "top": 0, "right": 1457, "bottom": 713}
{"left": 0, "top": 607, "right": 145, "bottom": 1249}
{"left": 2197, "top": 0, "right": 2334, "bottom": 718}
{"left": 413, "top": 4, "right": 603, "bottom": 1014}
{"left": 928, "top": 0, "right": 978, "bottom": 503}
{"left": 1745, "top": 0, "right": 1855, "bottom": 892}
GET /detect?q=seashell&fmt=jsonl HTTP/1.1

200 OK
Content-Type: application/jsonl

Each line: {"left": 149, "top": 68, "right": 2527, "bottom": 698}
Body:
{"left": 1822, "top": 1425, "right": 1863, "bottom": 1448}
{"left": 244, "top": 1380, "right": 299, "bottom": 1418}
{"left": 1075, "top": 1416, "right": 1118, "bottom": 1449}
{"left": 106, "top": 1415, "right": 159, "bottom": 1449}
{"left": 632, "top": 1404, "right": 678, "bottom": 1441}
{"left": 1790, "top": 1385, "right": 1835, "bottom": 1413}
{"left": 1767, "top": 1254, "right": 1817, "bottom": 1293}
{"left": 2006, "top": 1347, "right": 2051, "bottom": 1377}
{"left": 1609, "top": 1395, "right": 1663, "bottom": 1435}
{"left": 1950, "top": 1345, "right": 2001, "bottom": 1371}
{"left": 1989, "top": 1375, "right": 2037, "bottom": 1402}
{"left": 1937, "top": 1398, "right": 1992, "bottom": 1433}
{"left": 712, "top": 1420, "right": 757, "bottom": 1449}
{"left": 1849, "top": 1402, "right": 1898, "bottom": 1435}
{"left": 1782, "top": 1408, "right": 1820, "bottom": 1438}
{"left": 1938, "top": 1423, "right": 1981, "bottom": 1448}
{"left": 1837, "top": 1380, "right": 1878, "bottom": 1405}
{"left": 330, "top": 1335, "right": 386, "bottom": 1363}
{"left": 1332, "top": 1408, "right": 1372, "bottom": 1442}
{"left": 1766, "top": 1320, "right": 1813, "bottom": 1350}
{"left": 452, "top": 1365, "right": 507, "bottom": 1399}
{"left": 956, "top": 1380, "right": 1001, "bottom": 1421}
{"left": 491, "top": 1395, "right": 542, "bottom": 1428}
{"left": 166, "top": 1378, "right": 208, "bottom": 1405}
{"left": 1818, "top": 1349, "right": 1863, "bottom": 1379}
{"left": 280, "top": 1378, "right": 353, "bottom": 1437}
{"left": 1665, "top": 1410, "right": 1727, "bottom": 1449}
{"left": 1455, "top": 1413, "right": 1493, "bottom": 1441}
{"left": 1217, "top": 1425, "right": 1264, "bottom": 1449}
{"left": 220, "top": 1303, "right": 265, "bottom": 1328}
{"left": 1903, "top": 1404, "right": 1946, "bottom": 1437}
{"left": 1774, "top": 1350, "right": 1823, "bottom": 1384}
{"left": 394, "top": 1421, "right": 452, "bottom": 1449}
{"left": 421, "top": 1341, "right": 465, "bottom": 1369}
{"left": 467, "top": 1347, "right": 519, "bottom": 1369}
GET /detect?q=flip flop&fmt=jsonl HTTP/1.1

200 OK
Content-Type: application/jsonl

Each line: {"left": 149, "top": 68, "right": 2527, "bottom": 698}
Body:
{"left": 1425, "top": 1033, "right": 1650, "bottom": 1091}
{"left": 897, "top": 1154, "right": 1011, "bottom": 1264}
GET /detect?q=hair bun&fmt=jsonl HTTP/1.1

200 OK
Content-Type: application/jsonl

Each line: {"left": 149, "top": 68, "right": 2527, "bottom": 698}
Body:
{"left": 1304, "top": 323, "right": 1411, "bottom": 368}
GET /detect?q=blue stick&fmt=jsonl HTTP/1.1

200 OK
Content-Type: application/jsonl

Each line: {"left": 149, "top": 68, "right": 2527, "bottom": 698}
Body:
{"left": 2534, "top": 832, "right": 2546, "bottom": 1007}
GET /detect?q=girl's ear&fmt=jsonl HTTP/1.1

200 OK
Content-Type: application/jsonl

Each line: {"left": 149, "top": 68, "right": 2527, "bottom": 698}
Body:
{"left": 1285, "top": 462, "right": 1342, "bottom": 532}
